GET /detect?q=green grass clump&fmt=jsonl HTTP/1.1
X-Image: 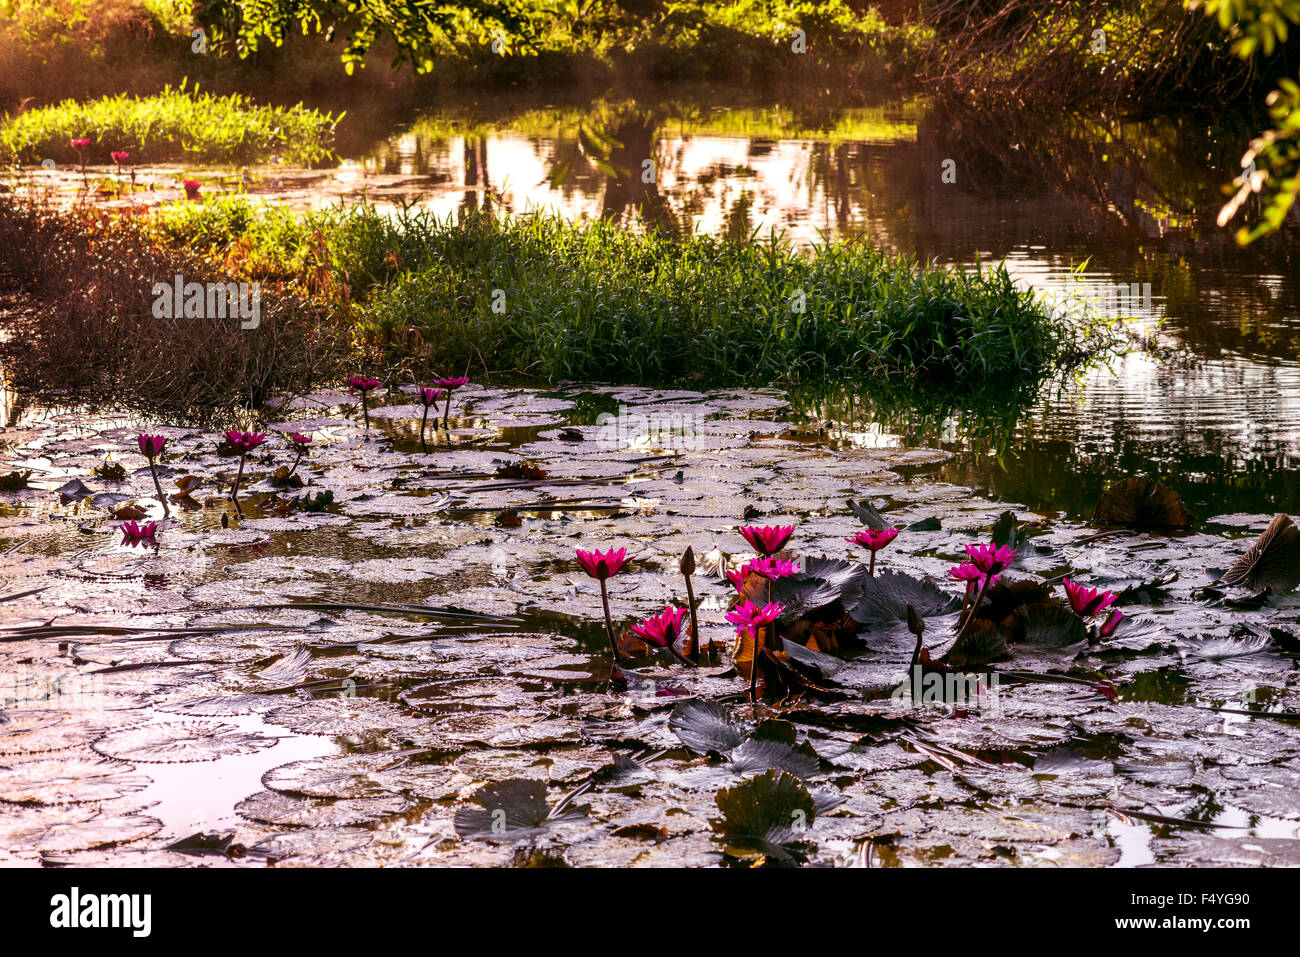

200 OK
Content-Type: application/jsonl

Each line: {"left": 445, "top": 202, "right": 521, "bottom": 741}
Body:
{"left": 151, "top": 199, "right": 1116, "bottom": 393}
{"left": 0, "top": 83, "right": 341, "bottom": 165}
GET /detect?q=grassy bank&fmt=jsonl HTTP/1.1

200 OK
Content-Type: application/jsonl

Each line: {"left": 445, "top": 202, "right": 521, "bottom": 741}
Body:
{"left": 0, "top": 85, "right": 341, "bottom": 165}
{"left": 0, "top": 194, "right": 1117, "bottom": 419}
{"left": 0, "top": 198, "right": 349, "bottom": 422}
{"left": 163, "top": 199, "right": 1114, "bottom": 387}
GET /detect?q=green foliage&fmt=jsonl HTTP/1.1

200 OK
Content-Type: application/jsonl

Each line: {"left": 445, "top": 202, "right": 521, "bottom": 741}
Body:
{"left": 0, "top": 83, "right": 340, "bottom": 165}
{"left": 149, "top": 200, "right": 1117, "bottom": 392}
{"left": 1190, "top": 0, "right": 1300, "bottom": 241}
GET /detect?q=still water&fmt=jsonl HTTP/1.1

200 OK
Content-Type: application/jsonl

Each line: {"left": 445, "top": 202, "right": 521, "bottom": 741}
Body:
{"left": 336, "top": 88, "right": 1300, "bottom": 522}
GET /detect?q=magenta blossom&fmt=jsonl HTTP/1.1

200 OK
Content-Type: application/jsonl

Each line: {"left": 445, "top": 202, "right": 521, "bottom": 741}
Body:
{"left": 738, "top": 524, "right": 794, "bottom": 556}
{"left": 847, "top": 526, "right": 900, "bottom": 575}
{"left": 948, "top": 562, "right": 984, "bottom": 583}
{"left": 575, "top": 547, "right": 628, "bottom": 581}
{"left": 347, "top": 376, "right": 381, "bottom": 430}
{"left": 965, "top": 542, "right": 1018, "bottom": 575}
{"left": 846, "top": 527, "right": 900, "bottom": 551}
{"left": 1100, "top": 608, "right": 1124, "bottom": 637}
{"left": 111, "top": 151, "right": 130, "bottom": 164}
{"left": 630, "top": 605, "right": 689, "bottom": 649}
{"left": 725, "top": 600, "right": 784, "bottom": 638}
{"left": 1062, "top": 579, "right": 1118, "bottom": 619}
{"left": 120, "top": 520, "right": 158, "bottom": 546}
{"left": 137, "top": 434, "right": 169, "bottom": 517}
{"left": 137, "top": 434, "right": 166, "bottom": 459}
{"left": 416, "top": 387, "right": 445, "bottom": 451}
{"left": 742, "top": 557, "right": 800, "bottom": 581}
{"left": 182, "top": 179, "right": 201, "bottom": 199}
{"left": 726, "top": 568, "right": 749, "bottom": 592}
{"left": 70, "top": 138, "right": 91, "bottom": 150}
{"left": 288, "top": 432, "right": 312, "bottom": 450}
{"left": 225, "top": 430, "right": 266, "bottom": 452}
{"left": 432, "top": 377, "right": 469, "bottom": 432}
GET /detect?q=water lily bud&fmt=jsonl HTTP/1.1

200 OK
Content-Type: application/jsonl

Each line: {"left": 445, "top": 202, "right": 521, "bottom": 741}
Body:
{"left": 906, "top": 602, "right": 924, "bottom": 637}
{"left": 680, "top": 545, "right": 695, "bottom": 576}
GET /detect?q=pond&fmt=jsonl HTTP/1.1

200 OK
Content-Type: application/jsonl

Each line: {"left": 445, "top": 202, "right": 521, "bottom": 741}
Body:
{"left": 20, "top": 86, "right": 1292, "bottom": 522}
{"left": 3, "top": 87, "right": 1299, "bottom": 868}
{"left": 342, "top": 88, "right": 1300, "bottom": 525}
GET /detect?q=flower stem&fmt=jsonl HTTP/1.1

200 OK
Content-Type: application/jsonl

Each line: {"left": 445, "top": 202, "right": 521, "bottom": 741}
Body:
{"left": 869, "top": 551, "right": 876, "bottom": 577}
{"left": 361, "top": 395, "right": 370, "bottom": 431}
{"left": 231, "top": 453, "right": 246, "bottom": 505}
{"left": 599, "top": 579, "right": 620, "bottom": 663}
{"left": 419, "top": 405, "right": 429, "bottom": 453}
{"left": 286, "top": 450, "right": 303, "bottom": 481}
{"left": 442, "top": 392, "right": 453, "bottom": 431}
{"left": 683, "top": 571, "right": 701, "bottom": 665}
{"left": 748, "top": 626, "right": 760, "bottom": 701}
{"left": 148, "top": 460, "right": 170, "bottom": 518}
{"left": 953, "top": 574, "right": 992, "bottom": 645}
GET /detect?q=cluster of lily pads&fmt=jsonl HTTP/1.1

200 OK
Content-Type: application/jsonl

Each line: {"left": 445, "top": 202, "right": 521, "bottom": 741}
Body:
{"left": 122, "top": 373, "right": 475, "bottom": 538}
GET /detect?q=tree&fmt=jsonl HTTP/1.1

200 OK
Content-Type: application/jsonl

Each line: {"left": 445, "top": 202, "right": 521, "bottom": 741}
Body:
{"left": 1190, "top": 0, "right": 1300, "bottom": 242}
{"left": 192, "top": 0, "right": 537, "bottom": 74}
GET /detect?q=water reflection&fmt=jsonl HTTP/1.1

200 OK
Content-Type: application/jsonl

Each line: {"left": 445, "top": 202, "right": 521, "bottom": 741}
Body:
{"left": 351, "top": 91, "right": 1300, "bottom": 520}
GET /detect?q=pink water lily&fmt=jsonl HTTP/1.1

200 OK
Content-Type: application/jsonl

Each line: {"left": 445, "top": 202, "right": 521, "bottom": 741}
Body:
{"left": 742, "top": 557, "right": 800, "bottom": 580}
{"left": 225, "top": 430, "right": 266, "bottom": 452}
{"left": 224, "top": 430, "right": 266, "bottom": 511}
{"left": 417, "top": 387, "right": 446, "bottom": 451}
{"left": 1062, "top": 579, "right": 1118, "bottom": 619}
{"left": 286, "top": 432, "right": 312, "bottom": 479}
{"left": 725, "top": 599, "right": 785, "bottom": 700}
{"left": 576, "top": 547, "right": 629, "bottom": 663}
{"left": 1100, "top": 608, "right": 1124, "bottom": 637}
{"left": 137, "top": 433, "right": 170, "bottom": 517}
{"left": 182, "top": 178, "right": 201, "bottom": 199}
{"left": 631, "top": 605, "right": 689, "bottom": 649}
{"left": 724, "top": 600, "right": 784, "bottom": 638}
{"left": 70, "top": 138, "right": 91, "bottom": 150}
{"left": 432, "top": 376, "right": 469, "bottom": 431}
{"left": 120, "top": 520, "right": 157, "bottom": 546}
{"left": 965, "top": 542, "right": 1018, "bottom": 575}
{"left": 111, "top": 151, "right": 130, "bottom": 164}
{"left": 738, "top": 524, "right": 794, "bottom": 556}
{"left": 137, "top": 434, "right": 166, "bottom": 459}
{"left": 347, "top": 376, "right": 381, "bottom": 429}
{"left": 71, "top": 138, "right": 91, "bottom": 189}
{"left": 726, "top": 568, "right": 749, "bottom": 592}
{"left": 846, "top": 526, "right": 900, "bottom": 575}
{"left": 575, "top": 547, "right": 627, "bottom": 580}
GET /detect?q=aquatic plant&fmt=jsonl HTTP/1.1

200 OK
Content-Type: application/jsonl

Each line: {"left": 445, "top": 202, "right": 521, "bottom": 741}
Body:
{"left": 739, "top": 524, "right": 794, "bottom": 557}
{"left": 742, "top": 557, "right": 800, "bottom": 581}
{"left": 575, "top": 547, "right": 628, "bottom": 662}
{"left": 416, "top": 387, "right": 445, "bottom": 452}
{"left": 347, "top": 375, "right": 381, "bottom": 429}
{"left": 1061, "top": 578, "right": 1117, "bottom": 619}
{"left": 725, "top": 599, "right": 785, "bottom": 699}
{"left": 952, "top": 543, "right": 1017, "bottom": 644}
{"left": 1, "top": 86, "right": 340, "bottom": 166}
{"left": 120, "top": 519, "right": 157, "bottom": 547}
{"left": 182, "top": 178, "right": 201, "bottom": 200}
{"left": 846, "top": 526, "right": 900, "bottom": 575}
{"left": 433, "top": 375, "right": 469, "bottom": 431}
{"left": 630, "top": 606, "right": 696, "bottom": 666}
{"left": 225, "top": 429, "right": 266, "bottom": 509}
{"left": 136, "top": 432, "right": 169, "bottom": 518}
{"left": 679, "top": 546, "right": 703, "bottom": 664}
{"left": 285, "top": 432, "right": 312, "bottom": 480}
